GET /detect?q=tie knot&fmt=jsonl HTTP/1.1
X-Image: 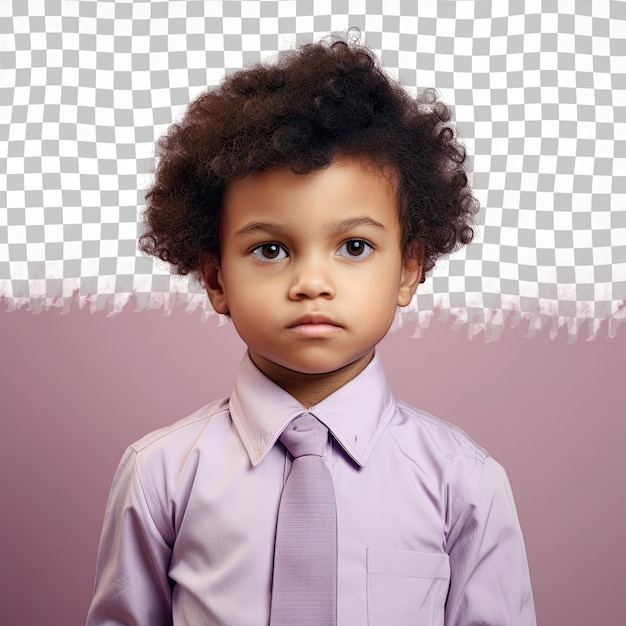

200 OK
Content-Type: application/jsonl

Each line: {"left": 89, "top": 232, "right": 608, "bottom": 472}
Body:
{"left": 279, "top": 414, "right": 328, "bottom": 459}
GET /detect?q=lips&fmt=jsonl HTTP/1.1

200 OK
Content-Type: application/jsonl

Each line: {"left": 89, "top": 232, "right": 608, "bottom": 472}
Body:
{"left": 286, "top": 313, "right": 343, "bottom": 337}
{"left": 287, "top": 313, "right": 342, "bottom": 328}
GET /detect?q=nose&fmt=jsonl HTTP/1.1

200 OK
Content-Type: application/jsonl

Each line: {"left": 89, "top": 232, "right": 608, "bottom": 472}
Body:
{"left": 288, "top": 255, "right": 336, "bottom": 300}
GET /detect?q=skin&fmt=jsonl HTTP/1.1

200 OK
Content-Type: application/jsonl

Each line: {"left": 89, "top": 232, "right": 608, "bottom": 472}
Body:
{"left": 202, "top": 156, "right": 423, "bottom": 408}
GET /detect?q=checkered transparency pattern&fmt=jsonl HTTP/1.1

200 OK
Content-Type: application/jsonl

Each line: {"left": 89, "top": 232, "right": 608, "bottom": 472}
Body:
{"left": 1, "top": 0, "right": 624, "bottom": 340}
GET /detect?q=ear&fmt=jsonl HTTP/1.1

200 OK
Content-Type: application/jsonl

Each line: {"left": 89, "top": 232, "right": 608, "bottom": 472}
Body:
{"left": 199, "top": 252, "right": 229, "bottom": 314}
{"left": 397, "top": 245, "right": 424, "bottom": 307}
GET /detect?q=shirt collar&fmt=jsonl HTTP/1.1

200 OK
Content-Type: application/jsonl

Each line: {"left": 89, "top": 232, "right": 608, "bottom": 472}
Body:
{"left": 229, "top": 351, "right": 396, "bottom": 468}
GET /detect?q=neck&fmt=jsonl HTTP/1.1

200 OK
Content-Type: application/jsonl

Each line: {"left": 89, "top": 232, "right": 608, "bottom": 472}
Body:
{"left": 249, "top": 351, "right": 374, "bottom": 408}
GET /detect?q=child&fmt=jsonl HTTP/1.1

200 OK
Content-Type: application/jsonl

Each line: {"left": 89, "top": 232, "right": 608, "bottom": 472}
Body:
{"left": 87, "top": 38, "right": 536, "bottom": 625}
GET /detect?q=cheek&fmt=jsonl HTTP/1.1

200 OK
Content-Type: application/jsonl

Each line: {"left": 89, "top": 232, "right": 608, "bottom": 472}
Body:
{"left": 357, "top": 284, "right": 399, "bottom": 327}
{"left": 368, "top": 263, "right": 403, "bottom": 297}
{"left": 227, "top": 286, "right": 278, "bottom": 329}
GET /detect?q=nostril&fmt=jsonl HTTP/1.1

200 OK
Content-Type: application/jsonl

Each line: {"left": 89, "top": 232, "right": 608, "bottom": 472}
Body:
{"left": 288, "top": 271, "right": 336, "bottom": 299}
{"left": 290, "top": 286, "right": 335, "bottom": 300}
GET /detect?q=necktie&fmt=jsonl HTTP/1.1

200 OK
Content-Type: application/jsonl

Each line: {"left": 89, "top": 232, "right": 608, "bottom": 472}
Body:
{"left": 269, "top": 414, "right": 338, "bottom": 626}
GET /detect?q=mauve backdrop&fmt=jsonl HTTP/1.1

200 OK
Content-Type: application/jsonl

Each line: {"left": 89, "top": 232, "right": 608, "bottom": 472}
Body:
{"left": 0, "top": 306, "right": 624, "bottom": 625}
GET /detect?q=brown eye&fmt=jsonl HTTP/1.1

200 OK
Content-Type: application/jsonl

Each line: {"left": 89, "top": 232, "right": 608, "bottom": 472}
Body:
{"left": 347, "top": 240, "right": 365, "bottom": 255}
{"left": 338, "top": 239, "right": 373, "bottom": 259}
{"left": 262, "top": 244, "right": 280, "bottom": 258}
{"left": 251, "top": 243, "right": 287, "bottom": 261}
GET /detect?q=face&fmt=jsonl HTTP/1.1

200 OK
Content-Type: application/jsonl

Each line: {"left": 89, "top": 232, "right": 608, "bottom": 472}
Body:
{"left": 203, "top": 156, "right": 422, "bottom": 400}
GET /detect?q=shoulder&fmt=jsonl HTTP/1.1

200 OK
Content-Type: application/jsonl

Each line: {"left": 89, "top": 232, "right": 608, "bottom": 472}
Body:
{"left": 129, "top": 396, "right": 231, "bottom": 456}
{"left": 112, "top": 397, "right": 235, "bottom": 536}
{"left": 393, "top": 399, "right": 489, "bottom": 464}
{"left": 391, "top": 399, "right": 494, "bottom": 522}
{"left": 121, "top": 397, "right": 236, "bottom": 487}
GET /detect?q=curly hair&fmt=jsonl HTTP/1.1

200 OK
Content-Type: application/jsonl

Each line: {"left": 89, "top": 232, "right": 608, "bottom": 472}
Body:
{"left": 139, "top": 37, "right": 478, "bottom": 284}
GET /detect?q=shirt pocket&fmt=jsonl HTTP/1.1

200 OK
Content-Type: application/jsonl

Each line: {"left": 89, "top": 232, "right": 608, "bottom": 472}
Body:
{"left": 366, "top": 547, "right": 450, "bottom": 626}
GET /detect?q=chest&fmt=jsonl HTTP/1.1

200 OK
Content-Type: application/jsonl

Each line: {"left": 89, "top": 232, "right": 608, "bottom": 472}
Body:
{"left": 166, "top": 439, "right": 451, "bottom": 625}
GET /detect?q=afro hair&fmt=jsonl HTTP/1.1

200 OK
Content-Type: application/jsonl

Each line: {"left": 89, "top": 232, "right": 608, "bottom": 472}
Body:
{"left": 139, "top": 36, "right": 479, "bottom": 284}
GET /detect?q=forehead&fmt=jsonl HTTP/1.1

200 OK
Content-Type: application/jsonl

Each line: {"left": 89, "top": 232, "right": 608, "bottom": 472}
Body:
{"left": 221, "top": 156, "right": 400, "bottom": 231}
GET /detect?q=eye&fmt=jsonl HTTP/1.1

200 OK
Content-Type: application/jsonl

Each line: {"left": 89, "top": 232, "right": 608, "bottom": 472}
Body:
{"left": 250, "top": 242, "right": 288, "bottom": 261}
{"left": 337, "top": 239, "right": 374, "bottom": 259}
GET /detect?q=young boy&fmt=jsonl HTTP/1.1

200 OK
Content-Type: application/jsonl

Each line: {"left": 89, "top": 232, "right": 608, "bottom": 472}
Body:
{"left": 87, "top": 39, "right": 536, "bottom": 625}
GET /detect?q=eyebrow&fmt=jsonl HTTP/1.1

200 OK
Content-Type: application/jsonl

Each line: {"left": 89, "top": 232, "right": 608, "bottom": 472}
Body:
{"left": 234, "top": 217, "right": 387, "bottom": 237}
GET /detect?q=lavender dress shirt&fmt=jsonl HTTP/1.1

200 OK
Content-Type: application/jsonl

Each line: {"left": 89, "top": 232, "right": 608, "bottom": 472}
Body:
{"left": 87, "top": 352, "right": 536, "bottom": 625}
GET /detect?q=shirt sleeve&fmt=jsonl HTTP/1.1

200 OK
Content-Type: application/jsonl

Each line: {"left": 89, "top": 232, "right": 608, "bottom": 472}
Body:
{"left": 444, "top": 456, "right": 537, "bottom": 626}
{"left": 86, "top": 447, "right": 174, "bottom": 626}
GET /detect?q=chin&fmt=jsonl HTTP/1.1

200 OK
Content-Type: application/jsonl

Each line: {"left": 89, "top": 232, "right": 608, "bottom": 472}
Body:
{"left": 287, "top": 357, "right": 367, "bottom": 376}
{"left": 284, "top": 363, "right": 343, "bottom": 376}
{"left": 267, "top": 355, "right": 342, "bottom": 374}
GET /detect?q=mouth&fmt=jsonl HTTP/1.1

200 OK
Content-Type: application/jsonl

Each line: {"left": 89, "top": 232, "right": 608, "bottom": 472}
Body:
{"left": 286, "top": 314, "right": 343, "bottom": 337}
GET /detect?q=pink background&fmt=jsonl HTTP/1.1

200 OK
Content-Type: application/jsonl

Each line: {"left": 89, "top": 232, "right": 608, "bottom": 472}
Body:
{"left": 1, "top": 306, "right": 624, "bottom": 625}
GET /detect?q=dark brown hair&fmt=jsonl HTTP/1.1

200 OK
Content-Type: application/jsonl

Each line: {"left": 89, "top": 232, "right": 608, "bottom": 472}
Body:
{"left": 139, "top": 37, "right": 478, "bottom": 283}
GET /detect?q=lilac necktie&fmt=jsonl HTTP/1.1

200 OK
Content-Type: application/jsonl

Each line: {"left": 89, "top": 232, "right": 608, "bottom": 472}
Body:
{"left": 270, "top": 414, "right": 337, "bottom": 626}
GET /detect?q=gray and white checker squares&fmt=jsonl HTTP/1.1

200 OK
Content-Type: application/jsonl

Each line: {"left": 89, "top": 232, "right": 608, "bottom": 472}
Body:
{"left": 1, "top": 0, "right": 625, "bottom": 340}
